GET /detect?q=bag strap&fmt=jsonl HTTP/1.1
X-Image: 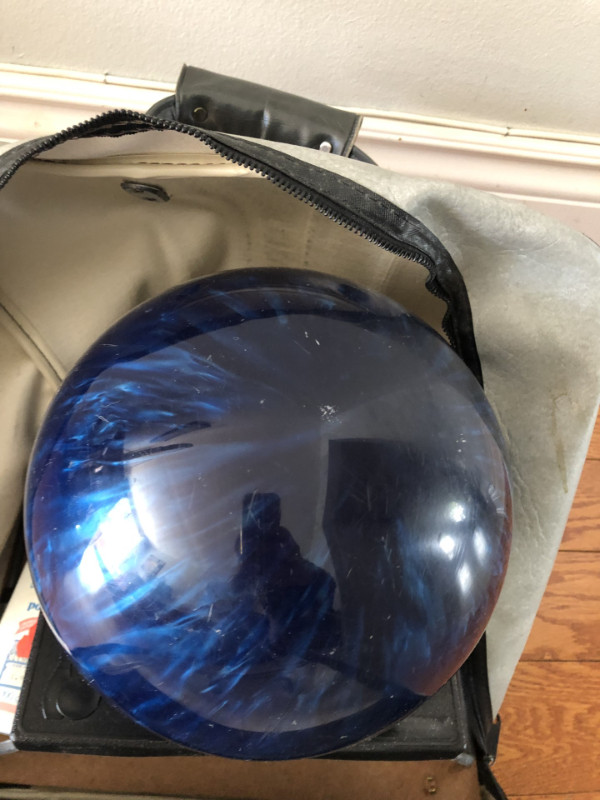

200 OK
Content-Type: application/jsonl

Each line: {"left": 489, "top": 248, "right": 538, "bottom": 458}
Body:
{"left": 463, "top": 636, "right": 508, "bottom": 800}
{"left": 148, "top": 65, "right": 363, "bottom": 158}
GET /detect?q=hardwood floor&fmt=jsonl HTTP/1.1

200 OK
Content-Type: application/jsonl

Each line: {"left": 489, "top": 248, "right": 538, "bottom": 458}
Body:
{"left": 0, "top": 752, "right": 482, "bottom": 800}
{"left": 494, "top": 414, "right": 600, "bottom": 799}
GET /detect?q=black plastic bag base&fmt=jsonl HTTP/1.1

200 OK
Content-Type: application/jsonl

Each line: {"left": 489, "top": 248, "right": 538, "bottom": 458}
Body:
{"left": 12, "top": 616, "right": 475, "bottom": 762}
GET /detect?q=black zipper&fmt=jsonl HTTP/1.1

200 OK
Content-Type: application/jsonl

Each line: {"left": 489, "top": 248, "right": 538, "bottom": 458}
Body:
{"left": 1, "top": 110, "right": 430, "bottom": 265}
{"left": 0, "top": 109, "right": 482, "bottom": 383}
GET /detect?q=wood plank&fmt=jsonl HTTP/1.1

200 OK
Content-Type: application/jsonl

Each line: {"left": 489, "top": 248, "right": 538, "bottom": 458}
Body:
{"left": 494, "top": 661, "right": 600, "bottom": 796}
{"left": 586, "top": 412, "right": 600, "bottom": 460}
{"left": 561, "top": 458, "right": 600, "bottom": 551}
{"left": 522, "top": 552, "right": 600, "bottom": 661}
{"left": 510, "top": 795, "right": 600, "bottom": 799}
{"left": 0, "top": 753, "right": 480, "bottom": 800}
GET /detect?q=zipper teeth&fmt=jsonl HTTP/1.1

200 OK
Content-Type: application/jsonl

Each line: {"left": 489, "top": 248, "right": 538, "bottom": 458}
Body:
{"left": 196, "top": 139, "right": 451, "bottom": 314}
{"left": 2, "top": 110, "right": 450, "bottom": 320}
{"left": 2, "top": 110, "right": 434, "bottom": 265}
{"left": 201, "top": 144, "right": 436, "bottom": 273}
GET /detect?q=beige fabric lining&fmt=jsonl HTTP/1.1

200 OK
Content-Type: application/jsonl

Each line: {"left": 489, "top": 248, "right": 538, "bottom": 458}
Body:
{"left": 0, "top": 151, "right": 444, "bottom": 577}
{"left": 0, "top": 158, "right": 445, "bottom": 374}
{"left": 0, "top": 326, "right": 55, "bottom": 577}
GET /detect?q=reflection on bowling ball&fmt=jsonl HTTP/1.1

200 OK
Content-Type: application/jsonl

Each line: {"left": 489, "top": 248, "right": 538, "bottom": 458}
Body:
{"left": 26, "top": 267, "right": 511, "bottom": 759}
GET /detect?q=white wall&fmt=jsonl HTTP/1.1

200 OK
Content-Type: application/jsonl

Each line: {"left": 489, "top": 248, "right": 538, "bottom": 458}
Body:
{"left": 1, "top": 0, "right": 599, "bottom": 136}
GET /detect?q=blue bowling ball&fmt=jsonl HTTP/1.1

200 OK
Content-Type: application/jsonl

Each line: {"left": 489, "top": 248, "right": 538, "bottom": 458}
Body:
{"left": 25, "top": 267, "right": 511, "bottom": 759}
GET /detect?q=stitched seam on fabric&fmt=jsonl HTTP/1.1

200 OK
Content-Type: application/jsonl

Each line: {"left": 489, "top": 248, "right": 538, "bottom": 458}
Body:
{"left": 115, "top": 160, "right": 235, "bottom": 168}
{"left": 0, "top": 302, "right": 63, "bottom": 385}
{"left": 233, "top": 144, "right": 435, "bottom": 259}
{"left": 225, "top": 141, "right": 455, "bottom": 268}
{"left": 37, "top": 159, "right": 236, "bottom": 168}
{"left": 302, "top": 206, "right": 317, "bottom": 269}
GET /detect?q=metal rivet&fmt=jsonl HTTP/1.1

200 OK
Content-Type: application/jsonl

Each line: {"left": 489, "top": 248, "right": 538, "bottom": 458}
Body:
{"left": 425, "top": 775, "right": 437, "bottom": 795}
{"left": 319, "top": 140, "right": 333, "bottom": 153}
{"left": 120, "top": 181, "right": 170, "bottom": 203}
{"left": 192, "top": 106, "right": 209, "bottom": 124}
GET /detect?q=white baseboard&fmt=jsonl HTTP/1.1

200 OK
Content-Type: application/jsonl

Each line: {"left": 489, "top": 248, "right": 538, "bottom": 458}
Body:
{"left": 1, "top": 63, "right": 599, "bottom": 240}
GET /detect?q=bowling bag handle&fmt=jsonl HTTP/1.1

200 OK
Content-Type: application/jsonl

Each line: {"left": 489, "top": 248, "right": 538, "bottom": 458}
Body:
{"left": 148, "top": 64, "right": 366, "bottom": 160}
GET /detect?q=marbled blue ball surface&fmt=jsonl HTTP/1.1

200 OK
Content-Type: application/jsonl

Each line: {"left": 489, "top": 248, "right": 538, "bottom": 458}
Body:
{"left": 26, "top": 268, "right": 511, "bottom": 760}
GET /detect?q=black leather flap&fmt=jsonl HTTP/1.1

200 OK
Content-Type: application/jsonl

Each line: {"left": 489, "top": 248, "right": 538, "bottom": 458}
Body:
{"left": 175, "top": 65, "right": 362, "bottom": 156}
